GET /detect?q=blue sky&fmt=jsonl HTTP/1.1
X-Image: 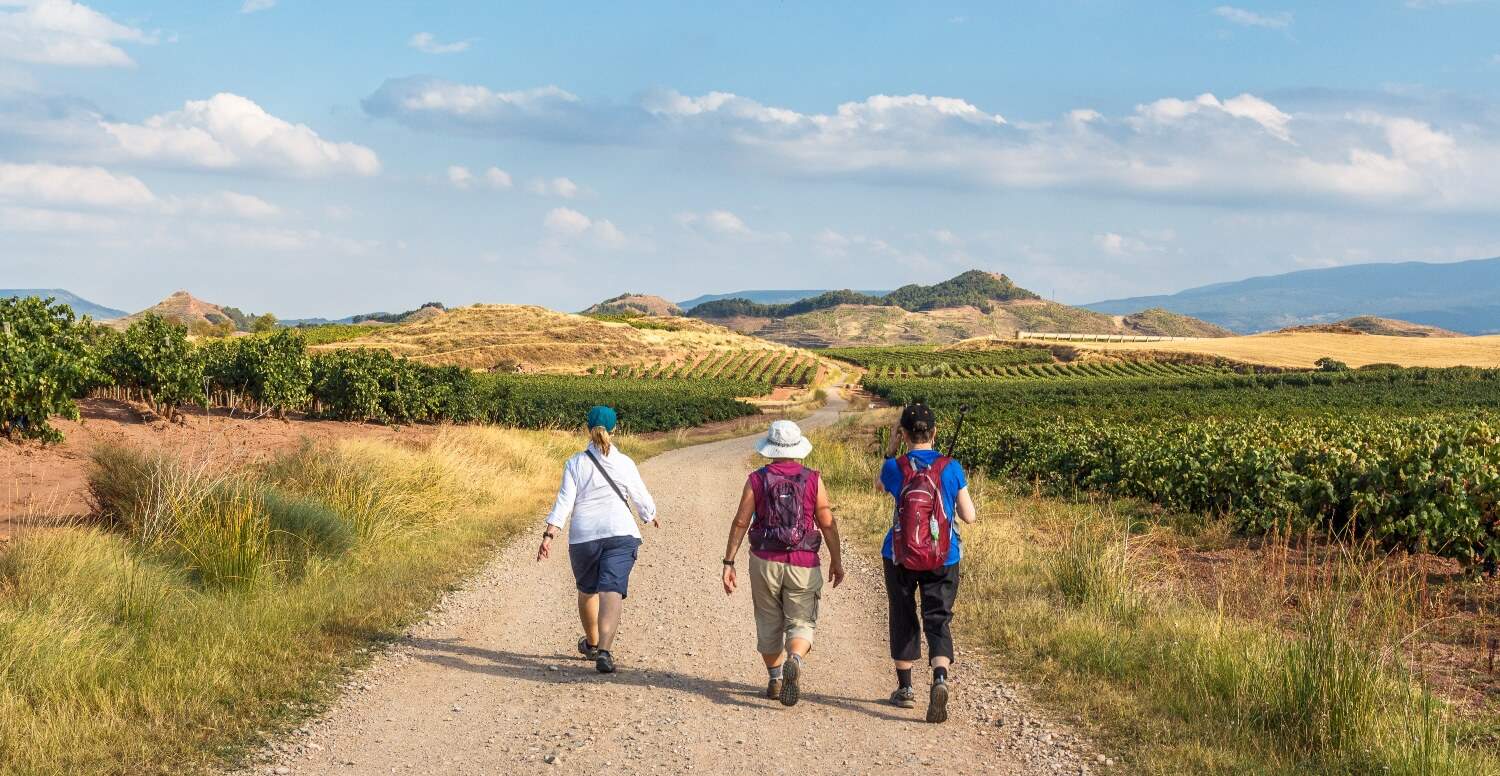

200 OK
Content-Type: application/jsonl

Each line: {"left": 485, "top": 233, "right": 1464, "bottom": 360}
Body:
{"left": 2, "top": 1, "right": 1499, "bottom": 318}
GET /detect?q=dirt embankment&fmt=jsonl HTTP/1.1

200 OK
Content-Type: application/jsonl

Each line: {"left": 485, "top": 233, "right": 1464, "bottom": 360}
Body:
{"left": 0, "top": 399, "right": 434, "bottom": 540}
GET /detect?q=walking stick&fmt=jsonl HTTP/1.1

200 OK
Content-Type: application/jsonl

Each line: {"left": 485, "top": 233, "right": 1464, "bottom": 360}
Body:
{"left": 946, "top": 404, "right": 972, "bottom": 458}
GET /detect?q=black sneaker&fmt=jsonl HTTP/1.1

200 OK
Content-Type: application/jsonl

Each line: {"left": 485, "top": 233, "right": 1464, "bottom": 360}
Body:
{"left": 889, "top": 686, "right": 916, "bottom": 709}
{"left": 577, "top": 636, "right": 599, "bottom": 660}
{"left": 766, "top": 676, "right": 783, "bottom": 699}
{"left": 779, "top": 657, "right": 802, "bottom": 707}
{"left": 595, "top": 650, "right": 616, "bottom": 674}
{"left": 926, "top": 680, "right": 949, "bottom": 724}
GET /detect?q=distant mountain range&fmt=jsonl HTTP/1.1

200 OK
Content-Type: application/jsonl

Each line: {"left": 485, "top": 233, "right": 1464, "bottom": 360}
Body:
{"left": 1, "top": 289, "right": 126, "bottom": 320}
{"left": 678, "top": 289, "right": 888, "bottom": 310}
{"left": 1087, "top": 257, "right": 1500, "bottom": 335}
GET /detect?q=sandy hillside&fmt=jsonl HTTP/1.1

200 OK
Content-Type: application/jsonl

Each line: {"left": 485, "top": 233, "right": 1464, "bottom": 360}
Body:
{"left": 583, "top": 294, "right": 684, "bottom": 317}
{"left": 706, "top": 301, "right": 1229, "bottom": 348}
{"left": 314, "top": 304, "right": 796, "bottom": 372}
{"left": 115, "top": 290, "right": 237, "bottom": 330}
{"left": 1277, "top": 316, "right": 1464, "bottom": 338}
{"left": 1070, "top": 331, "right": 1500, "bottom": 368}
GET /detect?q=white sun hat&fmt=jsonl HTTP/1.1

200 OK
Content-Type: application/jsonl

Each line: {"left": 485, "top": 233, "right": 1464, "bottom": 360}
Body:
{"left": 756, "top": 419, "right": 813, "bottom": 459}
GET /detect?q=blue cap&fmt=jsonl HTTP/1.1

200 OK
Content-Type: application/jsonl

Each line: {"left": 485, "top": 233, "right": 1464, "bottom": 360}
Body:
{"left": 587, "top": 405, "right": 617, "bottom": 432}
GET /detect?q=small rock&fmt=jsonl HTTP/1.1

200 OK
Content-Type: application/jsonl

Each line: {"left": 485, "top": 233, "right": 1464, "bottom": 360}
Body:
{"left": 274, "top": 768, "right": 291, "bottom": 775}
{"left": 543, "top": 753, "right": 558, "bottom": 764}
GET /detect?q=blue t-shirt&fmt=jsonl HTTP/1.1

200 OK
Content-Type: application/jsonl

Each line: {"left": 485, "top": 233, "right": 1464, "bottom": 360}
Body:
{"left": 881, "top": 450, "right": 966, "bottom": 565}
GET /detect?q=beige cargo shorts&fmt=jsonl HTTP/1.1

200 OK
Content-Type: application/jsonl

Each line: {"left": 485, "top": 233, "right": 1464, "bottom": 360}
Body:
{"left": 749, "top": 554, "right": 824, "bottom": 655}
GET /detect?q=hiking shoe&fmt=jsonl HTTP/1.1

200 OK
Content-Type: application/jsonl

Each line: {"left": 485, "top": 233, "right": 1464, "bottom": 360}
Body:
{"left": 765, "top": 676, "right": 783, "bottom": 700}
{"left": 577, "top": 636, "right": 599, "bottom": 660}
{"left": 889, "top": 686, "right": 917, "bottom": 709}
{"left": 595, "top": 650, "right": 616, "bottom": 674}
{"left": 779, "top": 657, "right": 802, "bottom": 707}
{"left": 926, "top": 680, "right": 950, "bottom": 724}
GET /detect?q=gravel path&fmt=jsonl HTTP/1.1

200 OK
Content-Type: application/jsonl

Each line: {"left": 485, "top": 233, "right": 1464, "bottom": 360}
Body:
{"left": 239, "top": 395, "right": 1106, "bottom": 776}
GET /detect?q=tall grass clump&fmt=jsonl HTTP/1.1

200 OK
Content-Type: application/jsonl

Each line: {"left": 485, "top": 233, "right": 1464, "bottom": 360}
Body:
{"left": 0, "top": 426, "right": 573, "bottom": 776}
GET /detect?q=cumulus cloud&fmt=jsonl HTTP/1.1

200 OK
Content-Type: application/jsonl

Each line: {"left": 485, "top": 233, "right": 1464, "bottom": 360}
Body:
{"left": 543, "top": 207, "right": 625, "bottom": 246}
{"left": 181, "top": 190, "right": 280, "bottom": 219}
{"left": 408, "top": 32, "right": 471, "bottom": 54}
{"left": 1213, "top": 6, "right": 1293, "bottom": 29}
{"left": 240, "top": 0, "right": 275, "bottom": 13}
{"left": 100, "top": 93, "right": 380, "bottom": 176}
{"left": 365, "top": 79, "right": 1500, "bottom": 213}
{"left": 527, "top": 176, "right": 580, "bottom": 198}
{"left": 675, "top": 209, "right": 788, "bottom": 243}
{"left": 0, "top": 161, "right": 154, "bottom": 207}
{"left": 448, "top": 164, "right": 512, "bottom": 190}
{"left": 0, "top": 0, "right": 157, "bottom": 67}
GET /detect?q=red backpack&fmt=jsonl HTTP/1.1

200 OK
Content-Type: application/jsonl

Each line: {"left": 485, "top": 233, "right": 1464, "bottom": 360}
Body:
{"left": 892, "top": 455, "right": 952, "bottom": 571}
{"left": 749, "top": 466, "right": 822, "bottom": 555}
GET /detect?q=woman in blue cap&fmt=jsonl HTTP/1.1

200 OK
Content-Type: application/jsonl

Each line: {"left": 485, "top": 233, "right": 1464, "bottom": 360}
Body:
{"left": 536, "top": 405, "right": 660, "bottom": 673}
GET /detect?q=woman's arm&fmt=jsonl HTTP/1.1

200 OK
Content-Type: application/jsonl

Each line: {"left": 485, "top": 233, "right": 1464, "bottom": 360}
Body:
{"left": 537, "top": 461, "right": 577, "bottom": 561}
{"left": 813, "top": 480, "right": 845, "bottom": 588}
{"left": 955, "top": 486, "right": 977, "bottom": 525}
{"left": 621, "top": 456, "right": 660, "bottom": 528}
{"left": 721, "top": 482, "right": 756, "bottom": 594}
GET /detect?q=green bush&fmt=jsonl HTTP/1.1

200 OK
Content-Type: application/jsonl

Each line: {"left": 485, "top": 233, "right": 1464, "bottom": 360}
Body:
{"left": 97, "top": 314, "right": 203, "bottom": 417}
{"left": 0, "top": 296, "right": 94, "bottom": 442}
{"left": 202, "top": 331, "right": 312, "bottom": 415}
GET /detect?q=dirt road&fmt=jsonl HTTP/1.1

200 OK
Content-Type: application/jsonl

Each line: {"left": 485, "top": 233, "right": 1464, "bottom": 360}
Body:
{"left": 242, "top": 395, "right": 1096, "bottom": 775}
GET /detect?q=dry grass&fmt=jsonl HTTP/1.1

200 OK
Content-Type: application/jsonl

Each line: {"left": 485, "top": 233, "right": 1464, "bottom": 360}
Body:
{"left": 1071, "top": 331, "right": 1500, "bottom": 368}
{"left": 314, "top": 303, "right": 794, "bottom": 372}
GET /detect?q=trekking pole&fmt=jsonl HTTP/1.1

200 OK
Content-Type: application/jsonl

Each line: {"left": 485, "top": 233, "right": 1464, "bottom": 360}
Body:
{"left": 946, "top": 405, "right": 972, "bottom": 457}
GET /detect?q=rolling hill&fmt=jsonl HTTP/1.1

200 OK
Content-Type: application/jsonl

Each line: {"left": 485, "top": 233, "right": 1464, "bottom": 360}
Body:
{"left": 687, "top": 270, "right": 1231, "bottom": 347}
{"left": 1277, "top": 316, "right": 1462, "bottom": 338}
{"left": 1086, "top": 256, "right": 1500, "bottom": 334}
{"left": 117, "top": 291, "right": 238, "bottom": 331}
{"left": 316, "top": 303, "right": 797, "bottom": 372}
{"left": 1, "top": 289, "right": 126, "bottom": 320}
{"left": 678, "top": 288, "right": 888, "bottom": 309}
{"left": 583, "top": 294, "right": 684, "bottom": 317}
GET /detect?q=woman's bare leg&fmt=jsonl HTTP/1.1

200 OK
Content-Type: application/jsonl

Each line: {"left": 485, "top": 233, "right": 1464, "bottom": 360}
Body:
{"left": 577, "top": 592, "right": 600, "bottom": 647}
{"left": 596, "top": 592, "right": 624, "bottom": 651}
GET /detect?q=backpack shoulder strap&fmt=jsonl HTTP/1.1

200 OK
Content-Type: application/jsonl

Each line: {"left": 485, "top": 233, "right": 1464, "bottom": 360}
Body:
{"left": 584, "top": 448, "right": 633, "bottom": 514}
{"left": 896, "top": 454, "right": 916, "bottom": 480}
{"left": 929, "top": 456, "right": 952, "bottom": 477}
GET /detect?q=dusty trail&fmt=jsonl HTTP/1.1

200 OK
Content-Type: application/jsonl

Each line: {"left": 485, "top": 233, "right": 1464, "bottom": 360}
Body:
{"left": 243, "top": 395, "right": 1093, "bottom": 775}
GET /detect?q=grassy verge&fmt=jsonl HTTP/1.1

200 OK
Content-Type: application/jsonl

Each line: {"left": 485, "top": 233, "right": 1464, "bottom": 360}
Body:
{"left": 807, "top": 412, "right": 1498, "bottom": 776}
{"left": 0, "top": 426, "right": 578, "bottom": 776}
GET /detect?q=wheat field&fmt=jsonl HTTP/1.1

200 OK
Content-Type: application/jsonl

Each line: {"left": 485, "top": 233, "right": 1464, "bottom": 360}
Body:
{"left": 1070, "top": 331, "right": 1500, "bottom": 368}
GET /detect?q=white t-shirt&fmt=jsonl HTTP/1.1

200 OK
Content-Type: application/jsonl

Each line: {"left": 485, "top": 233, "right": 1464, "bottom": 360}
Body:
{"left": 544, "top": 444, "right": 657, "bottom": 544}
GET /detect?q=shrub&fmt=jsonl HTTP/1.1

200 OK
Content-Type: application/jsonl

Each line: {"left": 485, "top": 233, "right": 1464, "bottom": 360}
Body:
{"left": 1316, "top": 357, "right": 1351, "bottom": 372}
{"left": 0, "top": 296, "right": 94, "bottom": 442}
{"left": 98, "top": 314, "right": 204, "bottom": 417}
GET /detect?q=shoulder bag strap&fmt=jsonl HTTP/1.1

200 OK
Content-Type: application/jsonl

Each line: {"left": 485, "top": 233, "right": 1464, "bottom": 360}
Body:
{"left": 584, "top": 449, "right": 635, "bottom": 516}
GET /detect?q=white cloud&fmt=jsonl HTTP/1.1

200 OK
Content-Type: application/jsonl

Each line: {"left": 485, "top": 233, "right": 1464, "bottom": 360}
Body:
{"left": 0, "top": 0, "right": 156, "bottom": 67}
{"left": 0, "top": 204, "right": 120, "bottom": 232}
{"left": 367, "top": 80, "right": 1500, "bottom": 213}
{"left": 447, "top": 165, "right": 473, "bottom": 188}
{"left": 0, "top": 161, "right": 154, "bottom": 207}
{"left": 449, "top": 164, "right": 512, "bottom": 190}
{"left": 1213, "top": 6, "right": 1293, "bottom": 29}
{"left": 240, "top": 0, "right": 275, "bottom": 13}
{"left": 408, "top": 32, "right": 471, "bottom": 54}
{"left": 187, "top": 190, "right": 280, "bottom": 219}
{"left": 101, "top": 93, "right": 380, "bottom": 176}
{"left": 528, "top": 176, "right": 580, "bottom": 198}
{"left": 543, "top": 207, "right": 626, "bottom": 247}
{"left": 543, "top": 206, "right": 591, "bottom": 234}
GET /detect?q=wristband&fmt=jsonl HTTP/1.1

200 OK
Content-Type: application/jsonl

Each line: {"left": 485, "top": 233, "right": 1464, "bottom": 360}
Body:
{"left": 722, "top": 559, "right": 735, "bottom": 566}
{"left": 542, "top": 530, "right": 556, "bottom": 540}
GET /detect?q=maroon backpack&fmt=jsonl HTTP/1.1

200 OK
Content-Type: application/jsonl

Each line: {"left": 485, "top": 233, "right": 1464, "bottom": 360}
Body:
{"left": 892, "top": 455, "right": 952, "bottom": 571}
{"left": 749, "top": 466, "right": 821, "bottom": 555}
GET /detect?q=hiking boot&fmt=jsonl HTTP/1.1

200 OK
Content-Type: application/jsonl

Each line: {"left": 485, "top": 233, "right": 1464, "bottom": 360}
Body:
{"left": 926, "top": 679, "right": 950, "bottom": 724}
{"left": 765, "top": 676, "right": 783, "bottom": 700}
{"left": 595, "top": 650, "right": 616, "bottom": 674}
{"left": 779, "top": 656, "right": 802, "bottom": 707}
{"left": 577, "top": 636, "right": 599, "bottom": 660}
{"left": 889, "top": 686, "right": 916, "bottom": 709}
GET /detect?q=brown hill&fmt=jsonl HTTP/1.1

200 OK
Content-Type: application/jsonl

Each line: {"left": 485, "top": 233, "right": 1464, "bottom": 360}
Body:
{"left": 315, "top": 304, "right": 795, "bottom": 372}
{"left": 1276, "top": 316, "right": 1462, "bottom": 338}
{"left": 584, "top": 294, "right": 684, "bottom": 317}
{"left": 699, "top": 300, "right": 1231, "bottom": 348}
{"left": 117, "top": 291, "right": 235, "bottom": 330}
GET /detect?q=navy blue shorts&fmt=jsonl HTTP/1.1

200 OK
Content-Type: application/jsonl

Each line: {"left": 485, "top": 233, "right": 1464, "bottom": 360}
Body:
{"left": 568, "top": 536, "right": 642, "bottom": 598}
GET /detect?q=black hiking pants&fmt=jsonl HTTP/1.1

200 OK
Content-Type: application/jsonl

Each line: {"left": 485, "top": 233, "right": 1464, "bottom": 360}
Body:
{"left": 882, "top": 558, "right": 960, "bottom": 663}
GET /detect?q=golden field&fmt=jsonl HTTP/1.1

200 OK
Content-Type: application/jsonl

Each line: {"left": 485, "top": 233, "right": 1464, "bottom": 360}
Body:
{"left": 1069, "top": 331, "right": 1500, "bottom": 368}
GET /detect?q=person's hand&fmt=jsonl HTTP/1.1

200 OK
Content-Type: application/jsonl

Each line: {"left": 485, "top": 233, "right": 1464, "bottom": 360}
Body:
{"left": 650, "top": 515, "right": 663, "bottom": 530}
{"left": 536, "top": 534, "right": 553, "bottom": 562}
{"left": 829, "top": 562, "right": 846, "bottom": 589}
{"left": 722, "top": 564, "right": 737, "bottom": 595}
